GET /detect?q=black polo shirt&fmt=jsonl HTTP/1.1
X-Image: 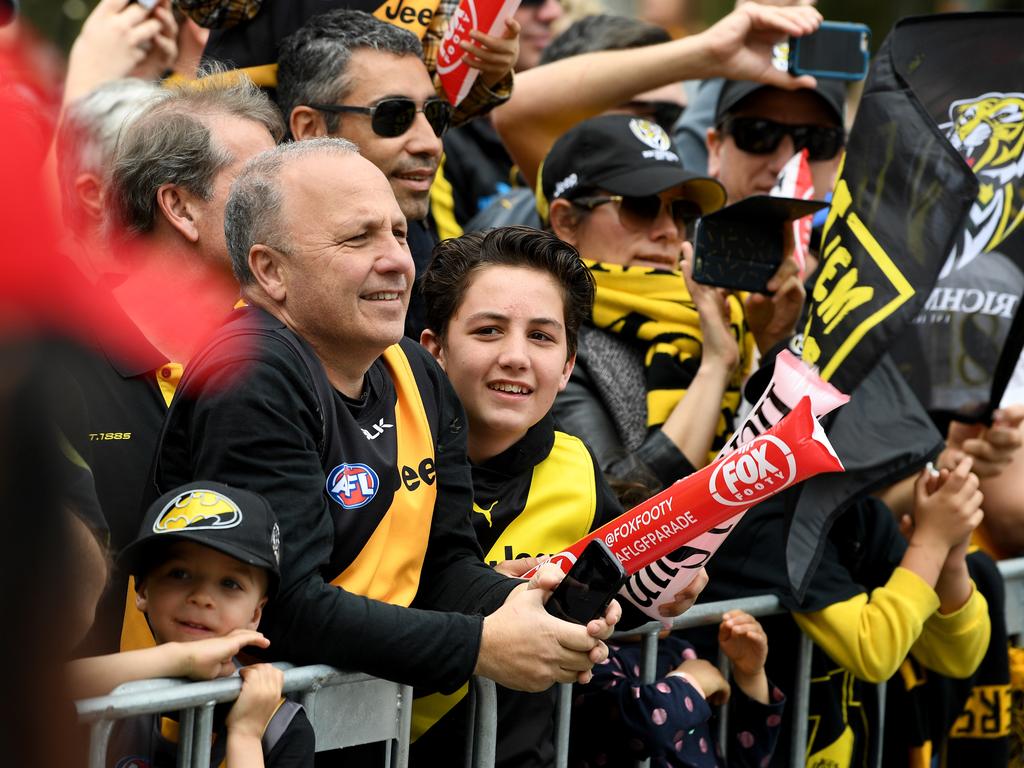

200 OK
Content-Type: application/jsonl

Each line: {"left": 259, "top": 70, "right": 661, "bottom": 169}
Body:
{"left": 63, "top": 284, "right": 173, "bottom": 656}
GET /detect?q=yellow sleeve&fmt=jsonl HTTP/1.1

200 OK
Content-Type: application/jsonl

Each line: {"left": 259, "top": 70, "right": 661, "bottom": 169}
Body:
{"left": 909, "top": 583, "right": 990, "bottom": 678}
{"left": 792, "top": 567, "right": 939, "bottom": 683}
{"left": 429, "top": 156, "right": 463, "bottom": 242}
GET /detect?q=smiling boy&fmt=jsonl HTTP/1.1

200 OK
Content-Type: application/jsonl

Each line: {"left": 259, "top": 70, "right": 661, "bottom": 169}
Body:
{"left": 413, "top": 226, "right": 706, "bottom": 767}
{"left": 112, "top": 482, "right": 313, "bottom": 768}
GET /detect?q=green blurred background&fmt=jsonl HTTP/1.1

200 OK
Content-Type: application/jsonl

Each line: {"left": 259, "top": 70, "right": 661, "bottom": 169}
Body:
{"left": 18, "top": 0, "right": 1024, "bottom": 56}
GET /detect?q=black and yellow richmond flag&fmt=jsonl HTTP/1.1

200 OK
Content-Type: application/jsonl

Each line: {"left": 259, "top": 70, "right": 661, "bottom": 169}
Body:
{"left": 885, "top": 14, "right": 1024, "bottom": 424}
{"left": 786, "top": 16, "right": 1023, "bottom": 766}
{"left": 788, "top": 12, "right": 1024, "bottom": 594}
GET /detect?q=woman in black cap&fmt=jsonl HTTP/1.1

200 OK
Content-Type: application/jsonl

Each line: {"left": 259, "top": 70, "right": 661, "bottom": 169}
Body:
{"left": 542, "top": 113, "right": 749, "bottom": 496}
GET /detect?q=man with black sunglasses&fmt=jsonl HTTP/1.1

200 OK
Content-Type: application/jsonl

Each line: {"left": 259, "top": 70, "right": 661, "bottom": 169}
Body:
{"left": 706, "top": 78, "right": 846, "bottom": 206}
{"left": 278, "top": 10, "right": 459, "bottom": 339}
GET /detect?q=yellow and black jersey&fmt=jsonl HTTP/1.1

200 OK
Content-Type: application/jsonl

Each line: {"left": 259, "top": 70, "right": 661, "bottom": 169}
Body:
{"left": 701, "top": 494, "right": 993, "bottom": 766}
{"left": 148, "top": 305, "right": 514, "bottom": 694}
{"left": 411, "top": 416, "right": 623, "bottom": 768}
{"left": 469, "top": 415, "right": 622, "bottom": 567}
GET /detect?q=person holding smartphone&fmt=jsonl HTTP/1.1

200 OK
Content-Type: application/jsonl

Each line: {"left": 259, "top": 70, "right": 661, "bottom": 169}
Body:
{"left": 539, "top": 115, "right": 756, "bottom": 494}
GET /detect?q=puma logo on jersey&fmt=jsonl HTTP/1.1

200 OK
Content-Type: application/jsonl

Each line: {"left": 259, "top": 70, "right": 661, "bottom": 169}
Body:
{"left": 361, "top": 418, "right": 394, "bottom": 441}
{"left": 473, "top": 499, "right": 499, "bottom": 527}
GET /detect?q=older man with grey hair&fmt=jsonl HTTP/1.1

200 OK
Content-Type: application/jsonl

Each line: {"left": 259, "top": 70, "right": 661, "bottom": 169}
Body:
{"left": 153, "top": 137, "right": 620, "bottom": 700}
{"left": 69, "top": 76, "right": 284, "bottom": 656}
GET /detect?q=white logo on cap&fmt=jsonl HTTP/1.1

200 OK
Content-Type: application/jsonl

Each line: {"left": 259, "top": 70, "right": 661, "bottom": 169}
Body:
{"left": 271, "top": 523, "right": 281, "bottom": 565}
{"left": 629, "top": 119, "right": 671, "bottom": 151}
{"left": 553, "top": 172, "right": 578, "bottom": 199}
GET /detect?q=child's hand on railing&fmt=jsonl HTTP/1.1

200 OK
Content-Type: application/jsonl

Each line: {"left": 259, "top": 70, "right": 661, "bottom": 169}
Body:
{"left": 174, "top": 628, "right": 270, "bottom": 680}
{"left": 226, "top": 664, "right": 286, "bottom": 762}
{"left": 718, "top": 610, "right": 770, "bottom": 704}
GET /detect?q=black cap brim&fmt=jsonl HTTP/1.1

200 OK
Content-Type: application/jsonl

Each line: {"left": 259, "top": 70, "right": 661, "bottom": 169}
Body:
{"left": 119, "top": 531, "right": 280, "bottom": 597}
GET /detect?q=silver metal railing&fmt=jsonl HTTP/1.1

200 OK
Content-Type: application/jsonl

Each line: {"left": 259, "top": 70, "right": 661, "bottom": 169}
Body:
{"left": 77, "top": 557, "right": 1024, "bottom": 768}
{"left": 77, "top": 665, "right": 412, "bottom": 768}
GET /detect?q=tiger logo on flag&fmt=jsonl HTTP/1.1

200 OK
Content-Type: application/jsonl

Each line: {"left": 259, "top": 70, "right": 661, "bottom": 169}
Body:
{"left": 939, "top": 92, "right": 1024, "bottom": 277}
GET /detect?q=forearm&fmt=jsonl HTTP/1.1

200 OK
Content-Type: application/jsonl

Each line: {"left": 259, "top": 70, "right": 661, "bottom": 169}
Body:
{"left": 732, "top": 669, "right": 769, "bottom": 706}
{"left": 493, "top": 34, "right": 718, "bottom": 186}
{"left": 659, "top": 360, "right": 733, "bottom": 471}
{"left": 449, "top": 72, "right": 513, "bottom": 127}
{"left": 226, "top": 733, "right": 265, "bottom": 768}
{"left": 67, "top": 644, "right": 189, "bottom": 698}
{"left": 934, "top": 556, "right": 973, "bottom": 614}
{"left": 792, "top": 567, "right": 940, "bottom": 682}
{"left": 911, "top": 579, "right": 989, "bottom": 678}
{"left": 265, "top": 576, "right": 485, "bottom": 693}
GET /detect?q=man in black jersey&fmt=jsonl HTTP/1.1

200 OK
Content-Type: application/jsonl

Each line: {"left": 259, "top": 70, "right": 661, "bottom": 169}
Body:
{"left": 153, "top": 137, "right": 619, "bottom": 695}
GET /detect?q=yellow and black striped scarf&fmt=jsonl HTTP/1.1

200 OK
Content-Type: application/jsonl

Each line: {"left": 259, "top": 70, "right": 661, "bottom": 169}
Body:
{"left": 586, "top": 260, "right": 754, "bottom": 462}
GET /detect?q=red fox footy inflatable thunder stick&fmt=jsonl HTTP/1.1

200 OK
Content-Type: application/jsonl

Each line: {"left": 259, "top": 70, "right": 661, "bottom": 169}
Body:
{"left": 623, "top": 351, "right": 849, "bottom": 620}
{"left": 527, "top": 397, "right": 843, "bottom": 580}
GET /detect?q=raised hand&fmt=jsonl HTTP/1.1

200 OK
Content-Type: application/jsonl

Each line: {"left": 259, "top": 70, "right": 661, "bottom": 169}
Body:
{"left": 175, "top": 628, "right": 270, "bottom": 680}
{"left": 699, "top": 3, "right": 821, "bottom": 91}
{"left": 460, "top": 18, "right": 521, "bottom": 88}
{"left": 65, "top": 0, "right": 178, "bottom": 105}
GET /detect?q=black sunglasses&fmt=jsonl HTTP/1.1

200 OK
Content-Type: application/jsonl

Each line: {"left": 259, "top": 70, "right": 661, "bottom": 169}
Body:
{"left": 719, "top": 115, "right": 844, "bottom": 162}
{"left": 309, "top": 97, "right": 453, "bottom": 138}
{"left": 572, "top": 194, "right": 703, "bottom": 235}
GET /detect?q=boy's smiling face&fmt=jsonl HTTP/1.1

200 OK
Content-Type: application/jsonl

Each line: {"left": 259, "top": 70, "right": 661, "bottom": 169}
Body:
{"left": 423, "top": 265, "right": 575, "bottom": 463}
{"left": 136, "top": 541, "right": 269, "bottom": 644}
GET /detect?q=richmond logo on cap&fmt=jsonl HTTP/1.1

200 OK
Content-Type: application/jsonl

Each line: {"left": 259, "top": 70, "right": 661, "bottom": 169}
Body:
{"left": 708, "top": 435, "right": 797, "bottom": 507}
{"left": 629, "top": 119, "right": 671, "bottom": 151}
{"left": 154, "top": 489, "right": 243, "bottom": 532}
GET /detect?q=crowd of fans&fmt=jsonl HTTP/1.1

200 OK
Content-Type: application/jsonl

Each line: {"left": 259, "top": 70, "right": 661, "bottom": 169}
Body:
{"left": 2, "top": 0, "right": 1023, "bottom": 766}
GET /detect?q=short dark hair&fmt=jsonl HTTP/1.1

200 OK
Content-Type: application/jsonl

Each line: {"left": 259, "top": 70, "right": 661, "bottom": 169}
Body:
{"left": 422, "top": 226, "right": 594, "bottom": 358}
{"left": 277, "top": 9, "right": 424, "bottom": 134}
{"left": 540, "top": 14, "right": 670, "bottom": 65}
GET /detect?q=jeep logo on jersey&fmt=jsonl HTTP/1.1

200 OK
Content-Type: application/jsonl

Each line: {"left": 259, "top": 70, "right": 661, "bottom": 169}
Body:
{"left": 708, "top": 435, "right": 796, "bottom": 507}
{"left": 326, "top": 463, "right": 379, "bottom": 509}
{"left": 154, "top": 489, "right": 242, "bottom": 533}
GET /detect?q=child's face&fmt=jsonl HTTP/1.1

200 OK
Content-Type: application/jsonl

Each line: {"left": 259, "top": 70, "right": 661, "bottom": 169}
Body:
{"left": 135, "top": 541, "right": 268, "bottom": 644}
{"left": 423, "top": 265, "right": 575, "bottom": 462}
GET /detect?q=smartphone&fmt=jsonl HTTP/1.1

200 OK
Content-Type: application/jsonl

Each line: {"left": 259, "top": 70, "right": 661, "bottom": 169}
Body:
{"left": 789, "top": 21, "right": 871, "bottom": 81}
{"left": 692, "top": 195, "right": 828, "bottom": 294}
{"left": 545, "top": 539, "right": 628, "bottom": 625}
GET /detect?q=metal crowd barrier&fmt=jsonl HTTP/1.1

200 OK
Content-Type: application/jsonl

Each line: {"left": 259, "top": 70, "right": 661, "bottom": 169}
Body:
{"left": 76, "top": 665, "right": 413, "bottom": 768}
{"left": 76, "top": 557, "right": 1024, "bottom": 768}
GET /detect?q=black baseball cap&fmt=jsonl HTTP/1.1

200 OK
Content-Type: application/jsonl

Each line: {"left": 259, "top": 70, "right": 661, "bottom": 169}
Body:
{"left": 538, "top": 114, "right": 726, "bottom": 221}
{"left": 715, "top": 79, "right": 847, "bottom": 127}
{"left": 120, "top": 482, "right": 282, "bottom": 595}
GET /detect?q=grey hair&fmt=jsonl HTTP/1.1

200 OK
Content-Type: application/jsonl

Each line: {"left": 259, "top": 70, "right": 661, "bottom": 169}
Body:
{"left": 105, "top": 71, "right": 285, "bottom": 239}
{"left": 277, "top": 9, "right": 423, "bottom": 134}
{"left": 225, "top": 137, "right": 360, "bottom": 285}
{"left": 57, "top": 78, "right": 161, "bottom": 235}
